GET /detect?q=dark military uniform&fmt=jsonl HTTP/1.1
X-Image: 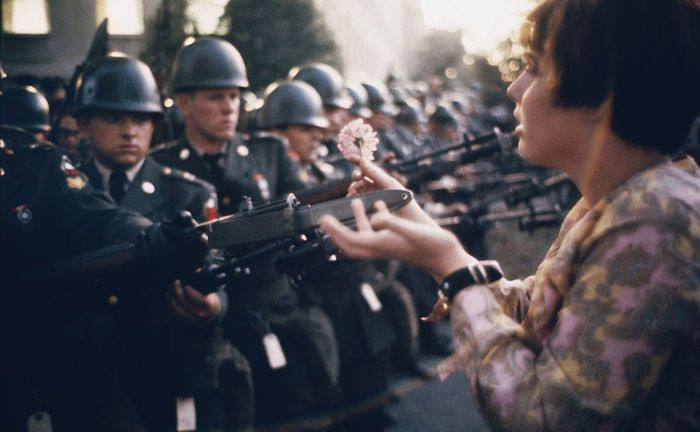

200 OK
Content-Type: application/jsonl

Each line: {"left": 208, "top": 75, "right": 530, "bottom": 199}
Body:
{"left": 152, "top": 134, "right": 305, "bottom": 216}
{"left": 152, "top": 134, "right": 340, "bottom": 428}
{"left": 0, "top": 140, "right": 152, "bottom": 432}
{"left": 82, "top": 156, "right": 256, "bottom": 432}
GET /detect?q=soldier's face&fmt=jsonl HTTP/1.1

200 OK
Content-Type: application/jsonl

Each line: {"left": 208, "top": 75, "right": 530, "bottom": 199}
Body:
{"left": 324, "top": 106, "right": 350, "bottom": 137}
{"left": 178, "top": 88, "right": 240, "bottom": 144}
{"left": 283, "top": 125, "right": 324, "bottom": 163}
{"left": 78, "top": 110, "right": 153, "bottom": 169}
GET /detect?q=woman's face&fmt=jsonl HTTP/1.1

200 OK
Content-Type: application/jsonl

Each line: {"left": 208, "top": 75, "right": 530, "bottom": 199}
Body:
{"left": 507, "top": 56, "right": 594, "bottom": 171}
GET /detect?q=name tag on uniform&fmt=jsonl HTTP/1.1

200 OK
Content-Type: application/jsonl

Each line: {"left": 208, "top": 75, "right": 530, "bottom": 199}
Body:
{"left": 176, "top": 397, "right": 196, "bottom": 431}
{"left": 27, "top": 412, "right": 52, "bottom": 432}
{"left": 263, "top": 333, "right": 287, "bottom": 369}
{"left": 360, "top": 283, "right": 383, "bottom": 312}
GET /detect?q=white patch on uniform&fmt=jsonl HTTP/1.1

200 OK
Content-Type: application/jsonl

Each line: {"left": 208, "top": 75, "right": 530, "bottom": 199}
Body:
{"left": 141, "top": 181, "right": 155, "bottom": 194}
{"left": 179, "top": 148, "right": 190, "bottom": 160}
{"left": 236, "top": 145, "right": 250, "bottom": 157}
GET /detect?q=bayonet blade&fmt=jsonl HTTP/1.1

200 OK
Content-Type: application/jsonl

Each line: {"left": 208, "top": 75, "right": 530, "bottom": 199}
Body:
{"left": 202, "top": 189, "right": 413, "bottom": 249}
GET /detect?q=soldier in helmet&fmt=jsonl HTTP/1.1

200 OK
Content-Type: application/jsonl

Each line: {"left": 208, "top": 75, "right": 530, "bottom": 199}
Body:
{"left": 0, "top": 77, "right": 212, "bottom": 430}
{"left": 259, "top": 80, "right": 343, "bottom": 186}
{"left": 346, "top": 84, "right": 373, "bottom": 121}
{"left": 73, "top": 53, "right": 243, "bottom": 432}
{"left": 1, "top": 85, "right": 51, "bottom": 144}
{"left": 362, "top": 81, "right": 415, "bottom": 161}
{"left": 426, "top": 104, "right": 463, "bottom": 149}
{"left": 152, "top": 37, "right": 339, "bottom": 428}
{"left": 260, "top": 79, "right": 404, "bottom": 429}
{"left": 289, "top": 62, "right": 354, "bottom": 171}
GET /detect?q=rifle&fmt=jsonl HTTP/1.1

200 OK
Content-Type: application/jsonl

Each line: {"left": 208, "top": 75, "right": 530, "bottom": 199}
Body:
{"left": 385, "top": 127, "right": 515, "bottom": 174}
{"left": 48, "top": 19, "right": 109, "bottom": 143}
{"left": 436, "top": 205, "right": 565, "bottom": 235}
{"left": 17, "top": 190, "right": 413, "bottom": 288}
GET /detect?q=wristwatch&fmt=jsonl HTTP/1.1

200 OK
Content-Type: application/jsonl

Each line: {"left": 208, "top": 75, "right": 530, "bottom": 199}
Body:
{"left": 422, "top": 260, "right": 503, "bottom": 322}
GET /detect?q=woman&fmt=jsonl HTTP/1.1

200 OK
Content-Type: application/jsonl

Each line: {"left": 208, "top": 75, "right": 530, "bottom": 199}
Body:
{"left": 320, "top": 0, "right": 700, "bottom": 430}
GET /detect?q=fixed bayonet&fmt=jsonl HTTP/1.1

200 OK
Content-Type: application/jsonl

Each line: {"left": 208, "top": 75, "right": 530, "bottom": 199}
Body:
{"left": 201, "top": 189, "right": 413, "bottom": 248}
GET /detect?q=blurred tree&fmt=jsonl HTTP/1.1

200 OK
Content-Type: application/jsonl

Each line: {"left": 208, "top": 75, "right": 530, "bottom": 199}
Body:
{"left": 412, "top": 29, "right": 466, "bottom": 81}
{"left": 140, "top": 0, "right": 192, "bottom": 97}
{"left": 217, "top": 0, "right": 341, "bottom": 92}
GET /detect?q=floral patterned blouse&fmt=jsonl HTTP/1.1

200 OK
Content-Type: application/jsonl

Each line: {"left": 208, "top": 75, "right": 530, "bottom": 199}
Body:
{"left": 440, "top": 156, "right": 700, "bottom": 431}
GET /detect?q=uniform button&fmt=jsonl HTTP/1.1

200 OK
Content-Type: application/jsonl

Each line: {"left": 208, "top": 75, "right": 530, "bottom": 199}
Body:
{"left": 163, "top": 167, "right": 172, "bottom": 175}
{"left": 222, "top": 196, "right": 231, "bottom": 206}
{"left": 141, "top": 181, "right": 155, "bottom": 194}
{"left": 108, "top": 295, "right": 119, "bottom": 305}
{"left": 0, "top": 168, "right": 4, "bottom": 176}
{"left": 237, "top": 145, "right": 250, "bottom": 157}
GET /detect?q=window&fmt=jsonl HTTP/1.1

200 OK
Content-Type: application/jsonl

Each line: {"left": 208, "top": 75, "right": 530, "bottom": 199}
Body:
{"left": 2, "top": 0, "right": 51, "bottom": 34}
{"left": 96, "top": 0, "right": 144, "bottom": 35}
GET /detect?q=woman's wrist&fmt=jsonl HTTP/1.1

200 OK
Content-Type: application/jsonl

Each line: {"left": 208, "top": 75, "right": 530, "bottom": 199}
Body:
{"left": 422, "top": 259, "right": 504, "bottom": 322}
{"left": 433, "top": 246, "right": 477, "bottom": 282}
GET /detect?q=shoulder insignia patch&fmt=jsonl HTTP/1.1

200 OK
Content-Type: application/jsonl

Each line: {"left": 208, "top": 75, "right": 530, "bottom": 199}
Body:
{"left": 66, "top": 175, "right": 87, "bottom": 190}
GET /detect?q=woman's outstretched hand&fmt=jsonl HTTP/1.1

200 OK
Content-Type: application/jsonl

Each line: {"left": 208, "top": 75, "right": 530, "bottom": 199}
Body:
{"left": 320, "top": 197, "right": 477, "bottom": 281}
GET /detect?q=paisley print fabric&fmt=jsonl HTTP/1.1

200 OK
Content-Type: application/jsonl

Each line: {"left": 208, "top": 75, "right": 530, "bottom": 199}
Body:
{"left": 443, "top": 156, "right": 700, "bottom": 431}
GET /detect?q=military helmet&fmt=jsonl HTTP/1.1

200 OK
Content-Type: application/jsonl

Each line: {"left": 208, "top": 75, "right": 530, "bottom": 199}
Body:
{"left": 289, "top": 63, "right": 352, "bottom": 110}
{"left": 396, "top": 102, "right": 425, "bottom": 126}
{"left": 1, "top": 86, "right": 51, "bottom": 132}
{"left": 361, "top": 82, "right": 398, "bottom": 116}
{"left": 428, "top": 104, "right": 460, "bottom": 129}
{"left": 74, "top": 54, "right": 163, "bottom": 118}
{"left": 171, "top": 37, "right": 248, "bottom": 93}
{"left": 346, "top": 84, "right": 372, "bottom": 118}
{"left": 259, "top": 81, "right": 329, "bottom": 129}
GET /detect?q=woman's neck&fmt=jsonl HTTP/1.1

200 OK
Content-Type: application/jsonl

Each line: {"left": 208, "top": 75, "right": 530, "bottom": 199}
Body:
{"left": 568, "top": 132, "right": 667, "bottom": 207}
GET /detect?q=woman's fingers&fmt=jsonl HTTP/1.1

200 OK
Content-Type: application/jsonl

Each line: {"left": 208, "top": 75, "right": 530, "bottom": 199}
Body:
{"left": 352, "top": 199, "right": 372, "bottom": 231}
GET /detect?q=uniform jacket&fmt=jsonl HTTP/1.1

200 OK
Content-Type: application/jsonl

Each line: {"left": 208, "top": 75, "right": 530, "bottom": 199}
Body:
{"left": 151, "top": 134, "right": 305, "bottom": 216}
{"left": 81, "top": 156, "right": 216, "bottom": 224}
{"left": 0, "top": 142, "right": 152, "bottom": 430}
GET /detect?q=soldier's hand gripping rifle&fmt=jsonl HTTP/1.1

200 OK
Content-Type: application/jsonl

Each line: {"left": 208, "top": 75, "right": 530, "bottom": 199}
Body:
{"left": 48, "top": 19, "right": 109, "bottom": 143}
{"left": 17, "top": 190, "right": 413, "bottom": 290}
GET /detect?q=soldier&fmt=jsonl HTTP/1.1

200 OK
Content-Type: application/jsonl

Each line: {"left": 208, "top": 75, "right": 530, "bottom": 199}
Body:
{"left": 346, "top": 84, "right": 372, "bottom": 121}
{"left": 289, "top": 62, "right": 353, "bottom": 170}
{"left": 260, "top": 79, "right": 402, "bottom": 429}
{"left": 0, "top": 117, "right": 209, "bottom": 430}
{"left": 73, "top": 53, "right": 246, "bottom": 431}
{"left": 1, "top": 85, "right": 51, "bottom": 144}
{"left": 426, "top": 104, "right": 463, "bottom": 149}
{"left": 152, "top": 37, "right": 339, "bottom": 428}
{"left": 259, "top": 80, "right": 342, "bottom": 186}
{"left": 362, "top": 81, "right": 414, "bottom": 161}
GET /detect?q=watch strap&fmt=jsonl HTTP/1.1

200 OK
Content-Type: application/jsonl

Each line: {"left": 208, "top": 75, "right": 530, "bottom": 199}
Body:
{"left": 422, "top": 260, "right": 503, "bottom": 322}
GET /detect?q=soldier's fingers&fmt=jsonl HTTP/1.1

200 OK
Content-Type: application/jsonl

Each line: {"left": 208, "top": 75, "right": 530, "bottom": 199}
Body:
{"left": 351, "top": 199, "right": 372, "bottom": 231}
{"left": 170, "top": 295, "right": 198, "bottom": 323}
{"left": 181, "top": 284, "right": 209, "bottom": 308}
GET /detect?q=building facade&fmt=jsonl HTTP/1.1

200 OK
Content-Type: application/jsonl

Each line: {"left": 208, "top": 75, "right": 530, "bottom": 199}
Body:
{"left": 2, "top": 0, "right": 424, "bottom": 84}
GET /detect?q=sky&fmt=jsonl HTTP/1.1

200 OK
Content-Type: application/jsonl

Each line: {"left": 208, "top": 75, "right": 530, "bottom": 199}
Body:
{"left": 184, "top": 0, "right": 533, "bottom": 55}
{"left": 419, "top": 0, "right": 533, "bottom": 54}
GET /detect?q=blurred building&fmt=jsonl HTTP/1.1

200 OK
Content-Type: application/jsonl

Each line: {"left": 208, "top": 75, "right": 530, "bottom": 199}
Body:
{"left": 2, "top": 0, "right": 424, "bottom": 82}
{"left": 2, "top": 0, "right": 160, "bottom": 77}
{"left": 312, "top": 0, "right": 424, "bottom": 83}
